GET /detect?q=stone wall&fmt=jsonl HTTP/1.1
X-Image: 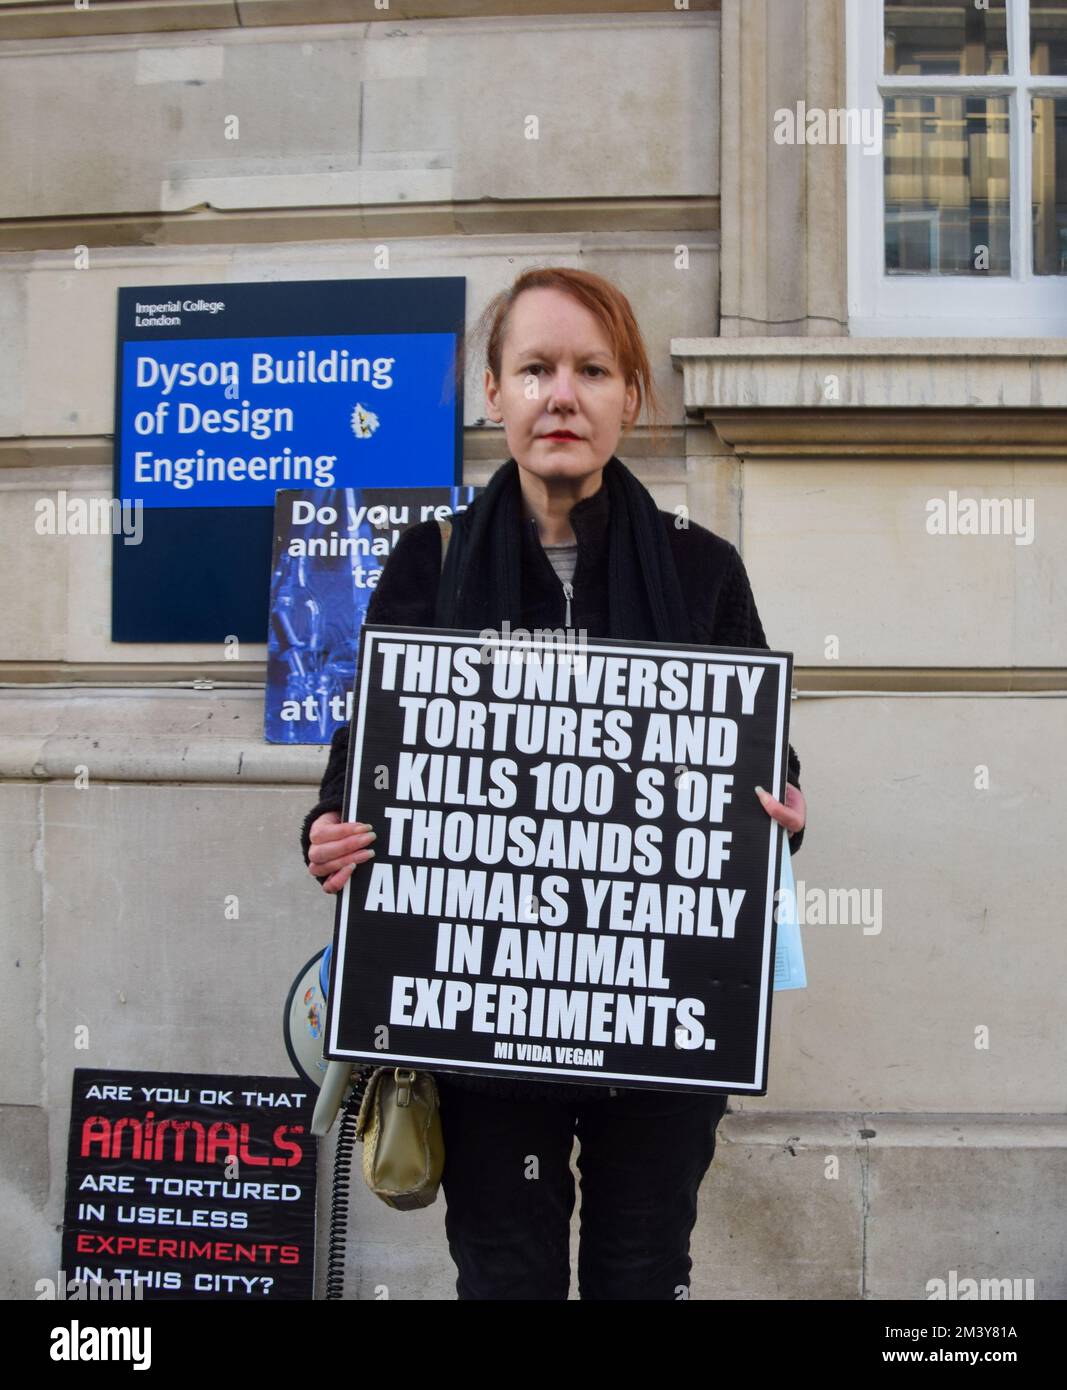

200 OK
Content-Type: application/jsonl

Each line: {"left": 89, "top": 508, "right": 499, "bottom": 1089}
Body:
{"left": 1, "top": 1, "right": 1063, "bottom": 1301}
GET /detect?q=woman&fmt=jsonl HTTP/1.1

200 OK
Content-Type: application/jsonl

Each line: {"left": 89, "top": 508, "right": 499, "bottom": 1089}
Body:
{"left": 301, "top": 267, "right": 807, "bottom": 1300}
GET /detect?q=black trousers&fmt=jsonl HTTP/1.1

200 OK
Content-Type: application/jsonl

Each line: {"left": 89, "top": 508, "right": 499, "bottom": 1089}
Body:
{"left": 435, "top": 1076, "right": 729, "bottom": 1300}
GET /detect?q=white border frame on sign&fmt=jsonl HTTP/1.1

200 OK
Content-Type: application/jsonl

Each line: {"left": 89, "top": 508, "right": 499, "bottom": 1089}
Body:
{"left": 325, "top": 629, "right": 791, "bottom": 1093}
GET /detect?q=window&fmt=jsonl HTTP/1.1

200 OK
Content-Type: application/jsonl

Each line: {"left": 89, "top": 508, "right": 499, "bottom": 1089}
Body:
{"left": 848, "top": 0, "right": 1067, "bottom": 334}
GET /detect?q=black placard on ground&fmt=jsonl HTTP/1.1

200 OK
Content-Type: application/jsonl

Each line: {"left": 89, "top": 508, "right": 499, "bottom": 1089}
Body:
{"left": 60, "top": 1069, "right": 317, "bottom": 1300}
{"left": 324, "top": 626, "right": 793, "bottom": 1095}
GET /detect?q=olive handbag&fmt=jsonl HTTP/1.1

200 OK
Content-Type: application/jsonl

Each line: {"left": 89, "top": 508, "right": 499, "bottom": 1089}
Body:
{"left": 353, "top": 1066, "right": 445, "bottom": 1210}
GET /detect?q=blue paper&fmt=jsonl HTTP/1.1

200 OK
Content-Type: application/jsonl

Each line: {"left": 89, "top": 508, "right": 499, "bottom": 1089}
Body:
{"left": 773, "top": 838, "right": 807, "bottom": 990}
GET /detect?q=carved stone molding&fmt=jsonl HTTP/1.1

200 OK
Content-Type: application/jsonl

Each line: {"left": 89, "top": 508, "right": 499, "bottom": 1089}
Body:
{"left": 671, "top": 337, "right": 1067, "bottom": 456}
{"left": 0, "top": 0, "right": 720, "bottom": 41}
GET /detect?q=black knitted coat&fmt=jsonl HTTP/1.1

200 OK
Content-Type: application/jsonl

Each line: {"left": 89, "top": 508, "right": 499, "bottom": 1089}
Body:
{"left": 299, "top": 476, "right": 805, "bottom": 1103}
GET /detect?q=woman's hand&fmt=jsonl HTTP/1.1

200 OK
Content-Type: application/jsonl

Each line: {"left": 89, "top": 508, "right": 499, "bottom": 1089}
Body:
{"left": 307, "top": 811, "right": 377, "bottom": 893}
{"left": 754, "top": 782, "right": 806, "bottom": 840}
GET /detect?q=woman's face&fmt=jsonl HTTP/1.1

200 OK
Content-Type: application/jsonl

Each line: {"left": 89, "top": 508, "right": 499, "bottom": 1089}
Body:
{"left": 484, "top": 287, "right": 639, "bottom": 488}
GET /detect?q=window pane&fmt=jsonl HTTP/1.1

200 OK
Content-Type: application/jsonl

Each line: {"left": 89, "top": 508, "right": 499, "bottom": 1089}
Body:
{"left": 884, "top": 0, "right": 1009, "bottom": 76}
{"left": 884, "top": 95, "right": 1011, "bottom": 273}
{"left": 1032, "top": 97, "right": 1067, "bottom": 273}
{"left": 1031, "top": 1, "right": 1067, "bottom": 75}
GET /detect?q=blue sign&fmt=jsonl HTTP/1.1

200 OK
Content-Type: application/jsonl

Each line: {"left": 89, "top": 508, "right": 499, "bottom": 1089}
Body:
{"left": 118, "top": 333, "right": 457, "bottom": 509}
{"left": 265, "top": 485, "right": 480, "bottom": 745}
{"left": 111, "top": 278, "right": 464, "bottom": 642}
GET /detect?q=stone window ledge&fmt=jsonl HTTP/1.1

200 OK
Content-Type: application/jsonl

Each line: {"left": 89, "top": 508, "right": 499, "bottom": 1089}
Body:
{"left": 670, "top": 338, "right": 1067, "bottom": 457}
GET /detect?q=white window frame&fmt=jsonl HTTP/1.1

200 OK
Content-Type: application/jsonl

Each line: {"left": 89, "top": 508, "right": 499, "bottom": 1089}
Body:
{"left": 847, "top": 0, "right": 1067, "bottom": 336}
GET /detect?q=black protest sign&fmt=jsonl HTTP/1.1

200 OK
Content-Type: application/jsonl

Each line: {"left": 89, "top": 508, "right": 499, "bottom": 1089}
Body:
{"left": 325, "top": 626, "right": 793, "bottom": 1094}
{"left": 60, "top": 1070, "right": 316, "bottom": 1299}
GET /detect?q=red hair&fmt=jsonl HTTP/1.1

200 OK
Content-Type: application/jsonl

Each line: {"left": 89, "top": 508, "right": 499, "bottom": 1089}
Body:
{"left": 472, "top": 266, "right": 668, "bottom": 449}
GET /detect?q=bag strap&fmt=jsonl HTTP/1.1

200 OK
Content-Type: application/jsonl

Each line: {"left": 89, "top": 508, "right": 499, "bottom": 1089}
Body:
{"left": 437, "top": 517, "right": 452, "bottom": 575}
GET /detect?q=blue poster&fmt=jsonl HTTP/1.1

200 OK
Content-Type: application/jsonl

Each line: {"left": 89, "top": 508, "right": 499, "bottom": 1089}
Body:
{"left": 111, "top": 278, "right": 464, "bottom": 642}
{"left": 265, "top": 485, "right": 480, "bottom": 744}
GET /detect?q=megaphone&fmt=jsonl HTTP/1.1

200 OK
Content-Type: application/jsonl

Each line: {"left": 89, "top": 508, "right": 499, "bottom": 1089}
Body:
{"left": 282, "top": 944, "right": 356, "bottom": 1136}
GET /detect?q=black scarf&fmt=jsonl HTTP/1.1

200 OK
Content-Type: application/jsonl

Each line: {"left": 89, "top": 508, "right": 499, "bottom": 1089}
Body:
{"left": 434, "top": 454, "right": 693, "bottom": 644}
